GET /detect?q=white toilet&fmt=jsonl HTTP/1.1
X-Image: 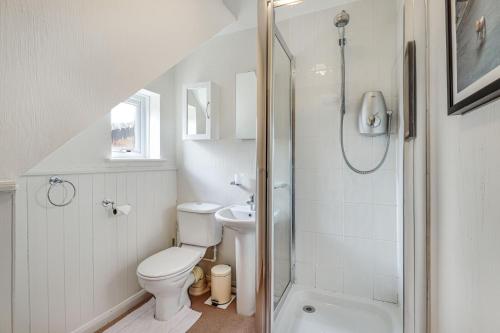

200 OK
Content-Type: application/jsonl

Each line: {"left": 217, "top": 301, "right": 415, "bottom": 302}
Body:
{"left": 137, "top": 202, "right": 222, "bottom": 321}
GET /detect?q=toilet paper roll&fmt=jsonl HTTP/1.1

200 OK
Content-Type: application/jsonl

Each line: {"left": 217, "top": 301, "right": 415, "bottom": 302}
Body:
{"left": 113, "top": 204, "right": 132, "bottom": 216}
{"left": 233, "top": 173, "right": 241, "bottom": 185}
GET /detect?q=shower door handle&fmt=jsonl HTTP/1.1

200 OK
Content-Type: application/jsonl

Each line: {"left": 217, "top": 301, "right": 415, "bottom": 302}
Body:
{"left": 273, "top": 183, "right": 288, "bottom": 190}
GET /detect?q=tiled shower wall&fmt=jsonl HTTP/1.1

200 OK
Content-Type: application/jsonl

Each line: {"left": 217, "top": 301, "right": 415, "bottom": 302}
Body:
{"left": 278, "top": 0, "right": 400, "bottom": 303}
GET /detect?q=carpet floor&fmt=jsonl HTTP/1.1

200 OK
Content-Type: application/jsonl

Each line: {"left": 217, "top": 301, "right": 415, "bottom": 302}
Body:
{"left": 96, "top": 293, "right": 255, "bottom": 333}
{"left": 188, "top": 293, "right": 255, "bottom": 333}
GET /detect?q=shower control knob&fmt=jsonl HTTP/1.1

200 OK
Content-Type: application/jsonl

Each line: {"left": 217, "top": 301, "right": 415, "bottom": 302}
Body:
{"left": 367, "top": 113, "right": 381, "bottom": 128}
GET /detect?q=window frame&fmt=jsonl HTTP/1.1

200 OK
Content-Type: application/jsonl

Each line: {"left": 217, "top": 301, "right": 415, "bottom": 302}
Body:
{"left": 111, "top": 90, "right": 158, "bottom": 160}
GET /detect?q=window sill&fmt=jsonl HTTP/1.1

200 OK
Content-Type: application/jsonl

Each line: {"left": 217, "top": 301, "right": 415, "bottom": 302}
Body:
{"left": 24, "top": 160, "right": 176, "bottom": 176}
{"left": 0, "top": 180, "right": 16, "bottom": 192}
{"left": 105, "top": 158, "right": 176, "bottom": 171}
{"left": 106, "top": 158, "right": 167, "bottom": 163}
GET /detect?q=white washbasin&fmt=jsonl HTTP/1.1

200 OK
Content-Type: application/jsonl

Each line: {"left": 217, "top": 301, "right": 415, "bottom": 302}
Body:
{"left": 215, "top": 204, "right": 255, "bottom": 233}
{"left": 214, "top": 204, "right": 256, "bottom": 316}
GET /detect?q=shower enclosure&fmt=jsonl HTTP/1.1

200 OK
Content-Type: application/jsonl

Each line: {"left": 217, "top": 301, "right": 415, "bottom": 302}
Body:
{"left": 270, "top": 30, "right": 294, "bottom": 310}
{"left": 256, "top": 0, "right": 427, "bottom": 332}
{"left": 255, "top": 1, "right": 294, "bottom": 329}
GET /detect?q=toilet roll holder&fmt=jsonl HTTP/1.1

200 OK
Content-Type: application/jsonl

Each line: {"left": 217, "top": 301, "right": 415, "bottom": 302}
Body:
{"left": 102, "top": 199, "right": 115, "bottom": 208}
{"left": 102, "top": 199, "right": 132, "bottom": 216}
{"left": 102, "top": 199, "right": 119, "bottom": 215}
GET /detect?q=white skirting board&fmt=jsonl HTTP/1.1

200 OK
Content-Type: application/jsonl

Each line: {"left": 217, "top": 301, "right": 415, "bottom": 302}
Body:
{"left": 71, "top": 290, "right": 150, "bottom": 333}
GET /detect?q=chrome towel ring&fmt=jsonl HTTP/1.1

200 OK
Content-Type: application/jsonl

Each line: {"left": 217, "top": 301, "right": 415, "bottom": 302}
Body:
{"left": 47, "top": 176, "right": 76, "bottom": 207}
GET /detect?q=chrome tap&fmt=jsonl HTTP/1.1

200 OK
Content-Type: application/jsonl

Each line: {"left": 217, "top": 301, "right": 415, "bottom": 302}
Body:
{"left": 247, "top": 194, "right": 256, "bottom": 211}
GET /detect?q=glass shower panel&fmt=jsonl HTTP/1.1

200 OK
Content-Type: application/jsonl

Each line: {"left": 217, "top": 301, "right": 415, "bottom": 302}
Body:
{"left": 272, "top": 34, "right": 293, "bottom": 309}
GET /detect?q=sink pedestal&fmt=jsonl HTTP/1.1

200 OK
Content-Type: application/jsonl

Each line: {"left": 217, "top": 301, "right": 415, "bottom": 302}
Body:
{"left": 234, "top": 230, "right": 255, "bottom": 316}
{"left": 214, "top": 204, "right": 256, "bottom": 316}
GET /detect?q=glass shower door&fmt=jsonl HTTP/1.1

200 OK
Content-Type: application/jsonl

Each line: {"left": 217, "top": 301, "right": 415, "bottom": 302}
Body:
{"left": 271, "top": 31, "right": 293, "bottom": 309}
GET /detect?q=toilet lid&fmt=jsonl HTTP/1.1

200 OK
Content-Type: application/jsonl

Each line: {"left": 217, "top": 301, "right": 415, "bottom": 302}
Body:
{"left": 177, "top": 202, "right": 222, "bottom": 214}
{"left": 137, "top": 247, "right": 202, "bottom": 279}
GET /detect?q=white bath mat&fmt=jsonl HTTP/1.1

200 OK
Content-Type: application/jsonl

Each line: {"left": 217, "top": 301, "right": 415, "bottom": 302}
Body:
{"left": 203, "top": 295, "right": 236, "bottom": 309}
{"left": 104, "top": 298, "right": 201, "bottom": 333}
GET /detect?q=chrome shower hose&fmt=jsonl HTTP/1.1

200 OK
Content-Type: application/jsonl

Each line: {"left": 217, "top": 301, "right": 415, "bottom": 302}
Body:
{"left": 337, "top": 26, "right": 392, "bottom": 175}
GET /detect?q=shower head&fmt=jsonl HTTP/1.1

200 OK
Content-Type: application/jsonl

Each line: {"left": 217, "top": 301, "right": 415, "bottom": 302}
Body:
{"left": 334, "top": 10, "right": 350, "bottom": 28}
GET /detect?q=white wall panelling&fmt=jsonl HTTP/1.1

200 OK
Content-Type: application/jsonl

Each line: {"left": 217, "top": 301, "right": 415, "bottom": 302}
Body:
{"left": 14, "top": 178, "right": 29, "bottom": 333}
{"left": 277, "top": 0, "right": 401, "bottom": 303}
{"left": 14, "top": 170, "right": 177, "bottom": 333}
{"left": 0, "top": 191, "right": 14, "bottom": 333}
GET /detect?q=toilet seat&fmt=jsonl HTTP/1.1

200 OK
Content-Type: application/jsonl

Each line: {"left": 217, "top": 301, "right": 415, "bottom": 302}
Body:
{"left": 137, "top": 247, "right": 203, "bottom": 280}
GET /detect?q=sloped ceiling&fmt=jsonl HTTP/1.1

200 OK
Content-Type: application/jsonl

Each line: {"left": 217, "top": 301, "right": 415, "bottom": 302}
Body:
{"left": 0, "top": 0, "right": 234, "bottom": 179}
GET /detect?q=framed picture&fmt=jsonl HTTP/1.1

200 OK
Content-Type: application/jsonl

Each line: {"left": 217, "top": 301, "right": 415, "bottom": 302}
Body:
{"left": 446, "top": 0, "right": 500, "bottom": 115}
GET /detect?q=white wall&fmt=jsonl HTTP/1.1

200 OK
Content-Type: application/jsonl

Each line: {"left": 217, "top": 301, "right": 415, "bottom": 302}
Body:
{"left": 12, "top": 70, "right": 179, "bottom": 333}
{"left": 278, "top": 0, "right": 401, "bottom": 303}
{"left": 29, "top": 70, "right": 177, "bottom": 174}
{"left": 171, "top": 28, "right": 257, "bottom": 281}
{"left": 0, "top": 0, "right": 234, "bottom": 180}
{"left": 428, "top": 1, "right": 500, "bottom": 332}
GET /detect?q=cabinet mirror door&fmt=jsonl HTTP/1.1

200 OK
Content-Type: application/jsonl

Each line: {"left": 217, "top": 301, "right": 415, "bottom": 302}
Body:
{"left": 182, "top": 82, "right": 217, "bottom": 140}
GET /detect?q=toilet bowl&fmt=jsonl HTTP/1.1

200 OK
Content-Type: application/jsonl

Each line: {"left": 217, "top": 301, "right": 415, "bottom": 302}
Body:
{"left": 136, "top": 202, "right": 222, "bottom": 321}
{"left": 137, "top": 246, "right": 206, "bottom": 320}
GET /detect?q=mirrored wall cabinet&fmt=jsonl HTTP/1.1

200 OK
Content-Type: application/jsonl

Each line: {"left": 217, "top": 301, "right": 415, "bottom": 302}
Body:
{"left": 182, "top": 81, "right": 218, "bottom": 140}
{"left": 235, "top": 71, "right": 257, "bottom": 140}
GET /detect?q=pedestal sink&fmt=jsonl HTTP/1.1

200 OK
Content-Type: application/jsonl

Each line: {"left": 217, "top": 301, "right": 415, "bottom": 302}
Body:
{"left": 215, "top": 204, "right": 255, "bottom": 316}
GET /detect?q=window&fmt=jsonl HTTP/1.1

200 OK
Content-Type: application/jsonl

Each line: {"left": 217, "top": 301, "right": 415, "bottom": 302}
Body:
{"left": 111, "top": 89, "right": 160, "bottom": 159}
{"left": 111, "top": 98, "right": 143, "bottom": 156}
